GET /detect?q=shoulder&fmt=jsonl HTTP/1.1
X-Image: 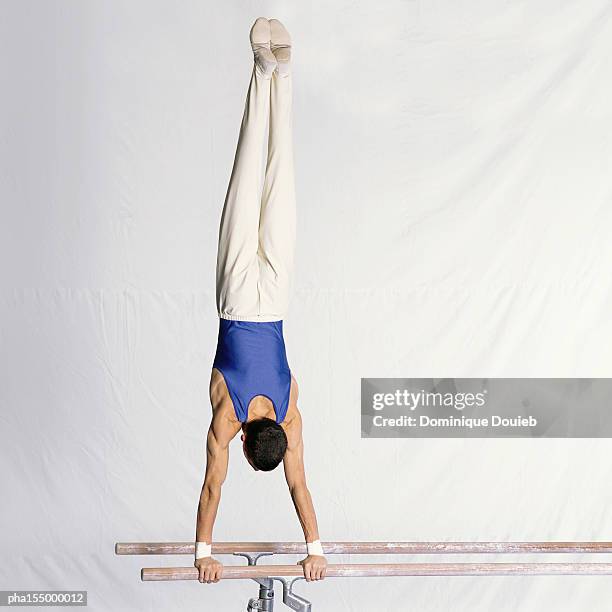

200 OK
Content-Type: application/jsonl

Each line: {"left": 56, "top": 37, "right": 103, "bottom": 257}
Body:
{"left": 210, "top": 367, "right": 226, "bottom": 395}
{"left": 209, "top": 368, "right": 233, "bottom": 410}
{"left": 209, "top": 368, "right": 241, "bottom": 444}
{"left": 289, "top": 374, "right": 299, "bottom": 400}
{"left": 283, "top": 375, "right": 300, "bottom": 420}
{"left": 282, "top": 376, "right": 302, "bottom": 447}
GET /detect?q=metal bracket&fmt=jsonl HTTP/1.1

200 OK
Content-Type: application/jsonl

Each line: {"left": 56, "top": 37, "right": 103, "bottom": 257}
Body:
{"left": 234, "top": 553, "right": 276, "bottom": 612}
{"left": 234, "top": 553, "right": 312, "bottom": 611}
{"left": 270, "top": 576, "right": 311, "bottom": 612}
{"left": 234, "top": 552, "right": 275, "bottom": 567}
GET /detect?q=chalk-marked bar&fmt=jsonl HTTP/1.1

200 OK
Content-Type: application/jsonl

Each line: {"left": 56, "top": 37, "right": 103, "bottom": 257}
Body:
{"left": 141, "top": 563, "right": 612, "bottom": 581}
{"left": 115, "top": 542, "right": 612, "bottom": 555}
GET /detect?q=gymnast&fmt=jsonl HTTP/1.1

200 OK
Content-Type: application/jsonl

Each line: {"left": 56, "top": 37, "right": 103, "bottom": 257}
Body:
{"left": 194, "top": 18, "right": 327, "bottom": 584}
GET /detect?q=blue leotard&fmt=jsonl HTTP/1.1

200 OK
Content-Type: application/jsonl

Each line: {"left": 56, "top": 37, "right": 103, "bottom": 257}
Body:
{"left": 212, "top": 319, "right": 291, "bottom": 424}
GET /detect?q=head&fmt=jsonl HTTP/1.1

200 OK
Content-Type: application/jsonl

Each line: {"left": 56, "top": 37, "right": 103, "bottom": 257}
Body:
{"left": 241, "top": 417, "right": 288, "bottom": 471}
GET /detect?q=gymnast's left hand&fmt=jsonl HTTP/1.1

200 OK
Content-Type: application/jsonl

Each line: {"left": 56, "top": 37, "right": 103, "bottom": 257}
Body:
{"left": 298, "top": 555, "right": 327, "bottom": 581}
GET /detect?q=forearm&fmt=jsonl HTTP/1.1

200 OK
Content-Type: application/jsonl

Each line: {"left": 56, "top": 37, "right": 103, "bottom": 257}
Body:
{"left": 195, "top": 482, "right": 222, "bottom": 543}
{"left": 289, "top": 483, "right": 320, "bottom": 543}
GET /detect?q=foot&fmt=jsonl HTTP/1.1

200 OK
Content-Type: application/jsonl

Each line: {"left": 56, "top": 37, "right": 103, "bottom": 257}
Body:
{"left": 250, "top": 17, "right": 276, "bottom": 78}
{"left": 269, "top": 19, "right": 291, "bottom": 77}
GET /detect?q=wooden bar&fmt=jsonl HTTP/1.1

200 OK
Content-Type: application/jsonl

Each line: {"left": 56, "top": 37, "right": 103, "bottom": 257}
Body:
{"left": 116, "top": 541, "right": 612, "bottom": 556}
{"left": 141, "top": 562, "right": 612, "bottom": 581}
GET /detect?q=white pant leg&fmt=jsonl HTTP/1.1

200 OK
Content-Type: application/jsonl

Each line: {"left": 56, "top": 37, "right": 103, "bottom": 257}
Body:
{"left": 216, "top": 67, "right": 296, "bottom": 322}
{"left": 258, "top": 71, "right": 296, "bottom": 319}
{"left": 216, "top": 67, "right": 271, "bottom": 321}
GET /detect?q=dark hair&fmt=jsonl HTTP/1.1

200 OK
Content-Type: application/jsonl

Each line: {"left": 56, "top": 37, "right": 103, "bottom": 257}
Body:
{"left": 243, "top": 417, "right": 288, "bottom": 471}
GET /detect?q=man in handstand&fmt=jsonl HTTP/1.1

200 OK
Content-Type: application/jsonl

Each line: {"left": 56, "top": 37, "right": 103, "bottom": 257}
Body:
{"left": 194, "top": 18, "right": 327, "bottom": 584}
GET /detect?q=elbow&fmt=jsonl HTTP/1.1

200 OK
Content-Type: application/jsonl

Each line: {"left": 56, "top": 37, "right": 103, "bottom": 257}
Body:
{"left": 288, "top": 478, "right": 308, "bottom": 497}
{"left": 202, "top": 481, "right": 222, "bottom": 502}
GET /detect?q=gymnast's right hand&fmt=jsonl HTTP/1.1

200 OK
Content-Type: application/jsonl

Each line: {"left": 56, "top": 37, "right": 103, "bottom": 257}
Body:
{"left": 194, "top": 557, "right": 224, "bottom": 584}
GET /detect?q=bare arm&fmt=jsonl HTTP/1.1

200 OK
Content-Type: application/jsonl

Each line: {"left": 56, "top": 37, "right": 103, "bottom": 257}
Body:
{"left": 283, "top": 409, "right": 320, "bottom": 541}
{"left": 194, "top": 397, "right": 238, "bottom": 583}
{"left": 196, "top": 420, "right": 229, "bottom": 543}
{"left": 283, "top": 406, "right": 327, "bottom": 581}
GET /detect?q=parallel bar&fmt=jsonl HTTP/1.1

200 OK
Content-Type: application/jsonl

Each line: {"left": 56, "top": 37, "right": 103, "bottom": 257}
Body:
{"left": 141, "top": 563, "right": 612, "bottom": 581}
{"left": 116, "top": 542, "right": 612, "bottom": 556}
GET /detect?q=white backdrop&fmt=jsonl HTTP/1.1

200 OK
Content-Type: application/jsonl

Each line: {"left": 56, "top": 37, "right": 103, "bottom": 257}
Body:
{"left": 2, "top": 1, "right": 612, "bottom": 610}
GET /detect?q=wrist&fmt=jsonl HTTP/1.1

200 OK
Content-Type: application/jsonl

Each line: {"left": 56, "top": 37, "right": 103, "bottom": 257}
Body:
{"left": 306, "top": 540, "right": 324, "bottom": 557}
{"left": 195, "top": 541, "right": 212, "bottom": 560}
